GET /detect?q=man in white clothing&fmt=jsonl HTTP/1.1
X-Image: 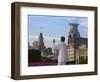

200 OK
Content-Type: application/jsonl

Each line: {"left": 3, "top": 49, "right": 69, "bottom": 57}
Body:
{"left": 58, "top": 36, "right": 67, "bottom": 65}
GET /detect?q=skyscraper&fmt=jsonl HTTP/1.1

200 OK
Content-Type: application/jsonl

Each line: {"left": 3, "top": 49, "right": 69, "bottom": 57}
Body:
{"left": 38, "top": 32, "right": 45, "bottom": 51}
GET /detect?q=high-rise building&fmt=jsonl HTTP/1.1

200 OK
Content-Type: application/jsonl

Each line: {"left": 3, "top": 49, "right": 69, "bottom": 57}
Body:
{"left": 32, "top": 41, "right": 39, "bottom": 49}
{"left": 28, "top": 42, "right": 32, "bottom": 49}
{"left": 38, "top": 32, "right": 45, "bottom": 51}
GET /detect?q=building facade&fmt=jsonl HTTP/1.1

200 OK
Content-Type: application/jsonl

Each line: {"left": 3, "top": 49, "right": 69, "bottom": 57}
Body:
{"left": 67, "top": 23, "right": 88, "bottom": 64}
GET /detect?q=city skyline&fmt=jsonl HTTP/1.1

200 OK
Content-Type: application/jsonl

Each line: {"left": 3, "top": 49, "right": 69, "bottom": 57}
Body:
{"left": 28, "top": 15, "right": 88, "bottom": 47}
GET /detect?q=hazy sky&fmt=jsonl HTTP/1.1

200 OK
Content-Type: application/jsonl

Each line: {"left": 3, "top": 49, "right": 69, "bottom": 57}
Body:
{"left": 28, "top": 15, "right": 88, "bottom": 47}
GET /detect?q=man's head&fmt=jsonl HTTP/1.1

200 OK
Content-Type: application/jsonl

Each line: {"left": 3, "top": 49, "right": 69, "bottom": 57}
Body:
{"left": 61, "top": 36, "right": 65, "bottom": 42}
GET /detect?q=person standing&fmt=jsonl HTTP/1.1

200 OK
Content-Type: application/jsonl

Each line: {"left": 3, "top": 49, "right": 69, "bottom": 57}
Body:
{"left": 58, "top": 36, "right": 68, "bottom": 65}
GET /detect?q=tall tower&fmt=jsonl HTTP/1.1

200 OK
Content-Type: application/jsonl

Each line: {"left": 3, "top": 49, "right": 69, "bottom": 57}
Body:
{"left": 38, "top": 32, "right": 45, "bottom": 51}
{"left": 67, "top": 23, "right": 80, "bottom": 64}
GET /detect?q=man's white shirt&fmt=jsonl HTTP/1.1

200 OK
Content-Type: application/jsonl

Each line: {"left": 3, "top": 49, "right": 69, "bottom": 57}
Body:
{"left": 58, "top": 42, "right": 68, "bottom": 65}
